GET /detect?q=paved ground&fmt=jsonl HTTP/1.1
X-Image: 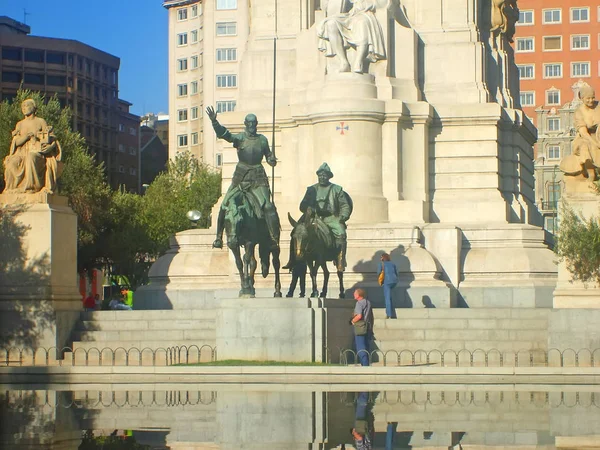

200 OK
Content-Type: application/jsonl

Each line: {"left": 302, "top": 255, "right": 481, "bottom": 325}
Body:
{"left": 1, "top": 365, "right": 600, "bottom": 385}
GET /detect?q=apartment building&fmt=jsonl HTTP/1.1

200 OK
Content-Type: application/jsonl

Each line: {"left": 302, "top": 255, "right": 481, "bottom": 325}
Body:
{"left": 514, "top": 1, "right": 600, "bottom": 234}
{"left": 163, "top": 0, "right": 249, "bottom": 166}
{"left": 0, "top": 16, "right": 140, "bottom": 192}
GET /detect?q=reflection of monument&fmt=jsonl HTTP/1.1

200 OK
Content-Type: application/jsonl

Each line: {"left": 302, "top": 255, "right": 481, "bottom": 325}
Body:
{"left": 143, "top": 0, "right": 557, "bottom": 310}
{"left": 0, "top": 99, "right": 80, "bottom": 349}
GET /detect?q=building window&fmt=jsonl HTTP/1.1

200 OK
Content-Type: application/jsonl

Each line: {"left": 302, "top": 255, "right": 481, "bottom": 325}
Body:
{"left": 129, "top": 147, "right": 137, "bottom": 155}
{"left": 544, "top": 63, "right": 562, "bottom": 79}
{"left": 129, "top": 127, "right": 137, "bottom": 136}
{"left": 177, "top": 33, "right": 188, "bottom": 46}
{"left": 547, "top": 117, "right": 561, "bottom": 132}
{"left": 47, "top": 75, "right": 66, "bottom": 86}
{"left": 24, "top": 73, "right": 44, "bottom": 84}
{"left": 543, "top": 9, "right": 561, "bottom": 24}
{"left": 178, "top": 134, "right": 188, "bottom": 147}
{"left": 177, "top": 8, "right": 188, "bottom": 21}
{"left": 547, "top": 145, "right": 561, "bottom": 160}
{"left": 178, "top": 109, "right": 188, "bottom": 121}
{"left": 191, "top": 132, "right": 199, "bottom": 145}
{"left": 2, "top": 47, "right": 22, "bottom": 61}
{"left": 571, "top": 35, "right": 590, "bottom": 50}
{"left": 24, "top": 49, "right": 44, "bottom": 63}
{"left": 216, "top": 48, "right": 237, "bottom": 62}
{"left": 520, "top": 92, "right": 535, "bottom": 106}
{"left": 191, "top": 106, "right": 199, "bottom": 119}
{"left": 517, "top": 64, "right": 534, "bottom": 80}
{"left": 191, "top": 5, "right": 198, "bottom": 17}
{"left": 177, "top": 58, "right": 188, "bottom": 71}
{"left": 191, "top": 30, "right": 198, "bottom": 43}
{"left": 546, "top": 90, "right": 560, "bottom": 105}
{"left": 191, "top": 55, "right": 199, "bottom": 69}
{"left": 572, "top": 62, "right": 590, "bottom": 77}
{"left": 518, "top": 10, "right": 533, "bottom": 25}
{"left": 46, "top": 52, "right": 66, "bottom": 65}
{"left": 547, "top": 182, "right": 561, "bottom": 207}
{"left": 129, "top": 167, "right": 137, "bottom": 175}
{"left": 571, "top": 7, "right": 589, "bottom": 23}
{"left": 1, "top": 71, "right": 21, "bottom": 83}
{"left": 216, "top": 74, "right": 237, "bottom": 88}
{"left": 118, "top": 124, "right": 126, "bottom": 132}
{"left": 190, "top": 80, "right": 199, "bottom": 94}
{"left": 119, "top": 165, "right": 125, "bottom": 173}
{"left": 216, "top": 100, "right": 237, "bottom": 113}
{"left": 516, "top": 37, "right": 534, "bottom": 52}
{"left": 216, "top": 0, "right": 237, "bottom": 10}
{"left": 543, "top": 36, "right": 562, "bottom": 51}
{"left": 118, "top": 144, "right": 125, "bottom": 153}
{"left": 178, "top": 83, "right": 188, "bottom": 96}
{"left": 216, "top": 153, "right": 223, "bottom": 166}
{"left": 216, "top": 22, "right": 237, "bottom": 36}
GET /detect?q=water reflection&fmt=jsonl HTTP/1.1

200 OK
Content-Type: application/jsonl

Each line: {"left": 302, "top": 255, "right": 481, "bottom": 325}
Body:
{"left": 1, "top": 387, "right": 600, "bottom": 449}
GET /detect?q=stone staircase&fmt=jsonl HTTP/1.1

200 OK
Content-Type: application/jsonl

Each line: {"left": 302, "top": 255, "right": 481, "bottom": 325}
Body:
{"left": 69, "top": 310, "right": 217, "bottom": 364}
{"left": 371, "top": 308, "right": 551, "bottom": 358}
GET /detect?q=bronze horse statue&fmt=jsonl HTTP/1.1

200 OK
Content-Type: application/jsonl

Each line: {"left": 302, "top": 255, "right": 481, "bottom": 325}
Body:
{"left": 287, "top": 212, "right": 345, "bottom": 298}
{"left": 224, "top": 187, "right": 282, "bottom": 297}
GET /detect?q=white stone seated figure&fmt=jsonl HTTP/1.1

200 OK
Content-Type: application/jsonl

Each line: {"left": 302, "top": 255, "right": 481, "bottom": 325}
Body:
{"left": 317, "top": 0, "right": 386, "bottom": 74}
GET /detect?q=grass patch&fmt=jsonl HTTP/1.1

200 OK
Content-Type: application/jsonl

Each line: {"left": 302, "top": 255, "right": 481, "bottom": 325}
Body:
{"left": 175, "top": 359, "right": 335, "bottom": 366}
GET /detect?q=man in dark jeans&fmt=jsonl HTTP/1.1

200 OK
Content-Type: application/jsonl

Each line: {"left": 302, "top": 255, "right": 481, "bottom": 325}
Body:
{"left": 351, "top": 288, "right": 373, "bottom": 366}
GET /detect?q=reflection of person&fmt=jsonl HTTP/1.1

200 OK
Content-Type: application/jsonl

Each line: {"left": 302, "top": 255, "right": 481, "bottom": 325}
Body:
{"left": 378, "top": 253, "right": 398, "bottom": 319}
{"left": 206, "top": 106, "right": 280, "bottom": 249}
{"left": 3, "top": 99, "right": 63, "bottom": 194}
{"left": 560, "top": 84, "right": 600, "bottom": 180}
{"left": 286, "top": 261, "right": 307, "bottom": 298}
{"left": 351, "top": 288, "right": 373, "bottom": 366}
{"left": 285, "top": 163, "right": 352, "bottom": 271}
{"left": 317, "top": 0, "right": 386, "bottom": 73}
{"left": 352, "top": 392, "right": 374, "bottom": 450}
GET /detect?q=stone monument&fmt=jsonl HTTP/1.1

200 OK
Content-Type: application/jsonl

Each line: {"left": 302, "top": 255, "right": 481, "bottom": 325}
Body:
{"left": 141, "top": 0, "right": 557, "bottom": 311}
{"left": 553, "top": 83, "right": 600, "bottom": 308}
{"left": 0, "top": 99, "right": 80, "bottom": 349}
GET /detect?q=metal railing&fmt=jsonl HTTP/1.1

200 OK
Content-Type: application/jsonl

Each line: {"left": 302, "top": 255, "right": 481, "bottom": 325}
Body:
{"left": 338, "top": 347, "right": 600, "bottom": 367}
{"left": 0, "top": 344, "right": 217, "bottom": 367}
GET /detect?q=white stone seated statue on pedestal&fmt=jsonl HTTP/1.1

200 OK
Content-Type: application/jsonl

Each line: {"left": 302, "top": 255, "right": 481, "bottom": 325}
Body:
{"left": 317, "top": 0, "right": 386, "bottom": 73}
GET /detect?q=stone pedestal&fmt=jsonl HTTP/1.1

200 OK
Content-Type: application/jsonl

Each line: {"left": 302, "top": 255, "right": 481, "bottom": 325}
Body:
{"left": 216, "top": 298, "right": 354, "bottom": 363}
{"left": 0, "top": 194, "right": 80, "bottom": 348}
{"left": 553, "top": 185, "right": 600, "bottom": 308}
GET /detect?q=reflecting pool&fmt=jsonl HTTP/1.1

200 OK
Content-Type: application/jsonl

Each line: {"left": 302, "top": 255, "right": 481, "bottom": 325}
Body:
{"left": 1, "top": 386, "right": 600, "bottom": 449}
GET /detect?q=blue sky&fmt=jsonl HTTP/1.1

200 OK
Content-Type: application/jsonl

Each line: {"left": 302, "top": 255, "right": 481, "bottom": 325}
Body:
{"left": 1, "top": 0, "right": 168, "bottom": 116}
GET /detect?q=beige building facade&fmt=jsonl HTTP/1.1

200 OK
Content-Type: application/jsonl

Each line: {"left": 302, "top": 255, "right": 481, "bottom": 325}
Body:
{"left": 164, "top": 0, "right": 249, "bottom": 167}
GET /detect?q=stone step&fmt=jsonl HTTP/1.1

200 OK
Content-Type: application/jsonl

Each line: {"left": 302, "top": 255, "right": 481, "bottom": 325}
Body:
{"left": 373, "top": 328, "right": 547, "bottom": 342}
{"left": 72, "top": 329, "right": 216, "bottom": 342}
{"left": 373, "top": 318, "right": 549, "bottom": 330}
{"left": 71, "top": 340, "right": 216, "bottom": 351}
{"left": 371, "top": 339, "right": 547, "bottom": 353}
{"left": 76, "top": 319, "right": 216, "bottom": 332}
{"left": 80, "top": 309, "right": 217, "bottom": 321}
{"left": 372, "top": 308, "right": 550, "bottom": 320}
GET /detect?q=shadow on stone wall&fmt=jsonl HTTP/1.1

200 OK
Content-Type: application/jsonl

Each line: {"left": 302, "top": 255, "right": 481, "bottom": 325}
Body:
{"left": 0, "top": 205, "right": 54, "bottom": 348}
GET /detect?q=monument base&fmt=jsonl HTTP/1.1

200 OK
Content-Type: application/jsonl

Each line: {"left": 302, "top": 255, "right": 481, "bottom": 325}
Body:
{"left": 0, "top": 194, "right": 80, "bottom": 348}
{"left": 216, "top": 298, "right": 354, "bottom": 363}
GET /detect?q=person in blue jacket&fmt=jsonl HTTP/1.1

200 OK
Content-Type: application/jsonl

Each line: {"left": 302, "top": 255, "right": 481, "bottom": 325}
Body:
{"left": 378, "top": 253, "right": 398, "bottom": 319}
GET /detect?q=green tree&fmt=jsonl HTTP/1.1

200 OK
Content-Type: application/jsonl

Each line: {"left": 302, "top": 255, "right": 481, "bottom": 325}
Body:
{"left": 142, "top": 151, "right": 221, "bottom": 255}
{"left": 0, "top": 90, "right": 112, "bottom": 273}
{"left": 555, "top": 202, "right": 600, "bottom": 284}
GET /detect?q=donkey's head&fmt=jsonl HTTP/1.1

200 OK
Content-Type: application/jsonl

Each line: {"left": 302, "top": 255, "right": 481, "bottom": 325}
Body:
{"left": 288, "top": 213, "right": 313, "bottom": 261}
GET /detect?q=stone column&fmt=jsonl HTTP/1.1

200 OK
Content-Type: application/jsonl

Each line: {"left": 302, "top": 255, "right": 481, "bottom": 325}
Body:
{"left": 0, "top": 193, "right": 80, "bottom": 349}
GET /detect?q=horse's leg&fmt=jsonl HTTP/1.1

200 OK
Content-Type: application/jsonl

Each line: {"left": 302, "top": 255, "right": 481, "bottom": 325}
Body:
{"left": 320, "top": 260, "right": 329, "bottom": 298}
{"left": 271, "top": 247, "right": 282, "bottom": 298}
{"left": 308, "top": 260, "right": 319, "bottom": 298}
{"left": 247, "top": 242, "right": 258, "bottom": 297}
{"left": 240, "top": 242, "right": 253, "bottom": 297}
{"left": 230, "top": 245, "right": 245, "bottom": 296}
{"left": 337, "top": 269, "right": 345, "bottom": 299}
